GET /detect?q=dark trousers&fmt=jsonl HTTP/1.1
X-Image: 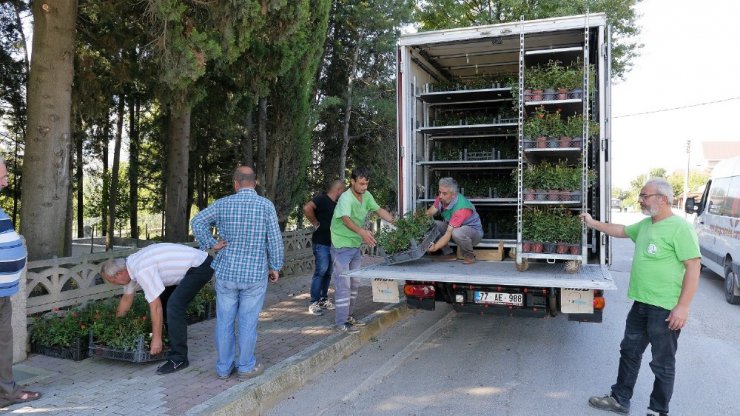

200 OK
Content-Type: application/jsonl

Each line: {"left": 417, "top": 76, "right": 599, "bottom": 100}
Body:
{"left": 611, "top": 301, "right": 680, "bottom": 414}
{"left": 161, "top": 256, "right": 214, "bottom": 362}
{"left": 0, "top": 297, "right": 20, "bottom": 405}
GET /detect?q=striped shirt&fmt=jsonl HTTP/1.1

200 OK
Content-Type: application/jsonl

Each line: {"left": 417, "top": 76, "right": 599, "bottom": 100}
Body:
{"left": 191, "top": 188, "right": 284, "bottom": 283}
{"left": 123, "top": 243, "right": 208, "bottom": 303}
{"left": 0, "top": 209, "right": 27, "bottom": 297}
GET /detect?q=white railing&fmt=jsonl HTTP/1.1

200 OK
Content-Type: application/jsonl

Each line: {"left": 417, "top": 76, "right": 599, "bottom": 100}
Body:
{"left": 26, "top": 229, "right": 314, "bottom": 315}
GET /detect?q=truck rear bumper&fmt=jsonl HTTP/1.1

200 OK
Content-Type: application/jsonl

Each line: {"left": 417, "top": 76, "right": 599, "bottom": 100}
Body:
{"left": 345, "top": 259, "right": 616, "bottom": 290}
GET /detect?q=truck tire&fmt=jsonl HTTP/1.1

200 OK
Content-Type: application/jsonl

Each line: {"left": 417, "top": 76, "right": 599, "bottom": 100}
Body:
{"left": 725, "top": 263, "right": 740, "bottom": 305}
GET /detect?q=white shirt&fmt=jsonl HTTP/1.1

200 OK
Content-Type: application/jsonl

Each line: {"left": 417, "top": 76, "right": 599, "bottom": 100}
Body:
{"left": 123, "top": 243, "right": 208, "bottom": 303}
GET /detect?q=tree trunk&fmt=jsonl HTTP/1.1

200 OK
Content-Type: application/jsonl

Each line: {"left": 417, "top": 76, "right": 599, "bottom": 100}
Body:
{"left": 257, "top": 97, "right": 267, "bottom": 189}
{"left": 128, "top": 95, "right": 139, "bottom": 239}
{"left": 106, "top": 97, "right": 125, "bottom": 250}
{"left": 164, "top": 95, "right": 192, "bottom": 243}
{"left": 241, "top": 106, "right": 255, "bottom": 167}
{"left": 75, "top": 115, "right": 83, "bottom": 238}
{"left": 101, "top": 120, "right": 109, "bottom": 237}
{"left": 338, "top": 43, "right": 360, "bottom": 182}
{"left": 12, "top": 134, "right": 20, "bottom": 225}
{"left": 20, "top": 0, "right": 77, "bottom": 260}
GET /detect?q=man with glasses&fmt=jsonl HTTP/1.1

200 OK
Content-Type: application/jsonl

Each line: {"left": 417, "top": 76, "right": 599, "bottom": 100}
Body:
{"left": 581, "top": 178, "right": 701, "bottom": 416}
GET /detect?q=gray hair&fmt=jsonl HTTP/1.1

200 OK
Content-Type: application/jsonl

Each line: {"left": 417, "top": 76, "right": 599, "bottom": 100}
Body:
{"left": 100, "top": 258, "right": 127, "bottom": 278}
{"left": 645, "top": 178, "right": 674, "bottom": 204}
{"left": 438, "top": 177, "right": 458, "bottom": 194}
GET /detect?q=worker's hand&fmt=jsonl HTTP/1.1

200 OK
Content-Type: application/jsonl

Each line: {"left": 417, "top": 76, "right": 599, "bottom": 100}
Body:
{"left": 150, "top": 336, "right": 163, "bottom": 355}
{"left": 579, "top": 213, "right": 594, "bottom": 227}
{"left": 213, "top": 240, "right": 227, "bottom": 252}
{"left": 268, "top": 270, "right": 280, "bottom": 283}
{"left": 311, "top": 221, "right": 320, "bottom": 228}
{"left": 666, "top": 304, "right": 689, "bottom": 330}
{"left": 427, "top": 242, "right": 438, "bottom": 253}
{"left": 360, "top": 229, "right": 377, "bottom": 247}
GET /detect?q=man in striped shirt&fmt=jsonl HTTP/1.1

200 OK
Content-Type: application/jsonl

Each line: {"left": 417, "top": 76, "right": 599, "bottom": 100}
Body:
{"left": 0, "top": 158, "right": 41, "bottom": 406}
{"left": 191, "top": 166, "right": 284, "bottom": 381}
{"left": 100, "top": 243, "right": 214, "bottom": 374}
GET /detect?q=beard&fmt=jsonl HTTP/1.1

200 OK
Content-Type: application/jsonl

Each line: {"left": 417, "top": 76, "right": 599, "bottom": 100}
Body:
{"left": 641, "top": 205, "right": 659, "bottom": 216}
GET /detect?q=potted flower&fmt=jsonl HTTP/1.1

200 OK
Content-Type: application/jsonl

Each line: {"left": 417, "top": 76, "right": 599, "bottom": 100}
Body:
{"left": 30, "top": 307, "right": 92, "bottom": 361}
{"left": 543, "top": 60, "right": 564, "bottom": 100}
{"left": 524, "top": 114, "right": 548, "bottom": 148}
{"left": 524, "top": 66, "right": 545, "bottom": 101}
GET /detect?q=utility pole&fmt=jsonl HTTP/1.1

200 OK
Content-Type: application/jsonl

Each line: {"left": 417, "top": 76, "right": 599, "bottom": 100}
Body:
{"left": 684, "top": 139, "right": 691, "bottom": 216}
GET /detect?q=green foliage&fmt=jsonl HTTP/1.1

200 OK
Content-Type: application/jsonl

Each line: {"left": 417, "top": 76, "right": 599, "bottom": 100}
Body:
{"left": 523, "top": 207, "right": 581, "bottom": 243}
{"left": 185, "top": 282, "right": 216, "bottom": 318}
{"left": 376, "top": 210, "right": 434, "bottom": 254}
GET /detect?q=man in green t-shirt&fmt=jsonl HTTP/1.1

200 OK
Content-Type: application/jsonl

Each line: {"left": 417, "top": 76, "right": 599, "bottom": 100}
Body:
{"left": 581, "top": 178, "right": 701, "bottom": 416}
{"left": 330, "top": 167, "right": 395, "bottom": 333}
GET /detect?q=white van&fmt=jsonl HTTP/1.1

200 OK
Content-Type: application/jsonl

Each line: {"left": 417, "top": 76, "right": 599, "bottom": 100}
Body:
{"left": 685, "top": 157, "right": 740, "bottom": 304}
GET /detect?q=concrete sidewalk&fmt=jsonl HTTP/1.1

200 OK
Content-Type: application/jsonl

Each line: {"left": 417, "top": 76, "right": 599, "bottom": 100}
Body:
{"left": 2, "top": 258, "right": 413, "bottom": 415}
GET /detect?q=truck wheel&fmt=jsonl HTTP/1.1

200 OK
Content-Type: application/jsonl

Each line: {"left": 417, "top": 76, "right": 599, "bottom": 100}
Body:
{"left": 516, "top": 259, "right": 529, "bottom": 272}
{"left": 725, "top": 263, "right": 740, "bottom": 305}
{"left": 548, "top": 291, "right": 558, "bottom": 317}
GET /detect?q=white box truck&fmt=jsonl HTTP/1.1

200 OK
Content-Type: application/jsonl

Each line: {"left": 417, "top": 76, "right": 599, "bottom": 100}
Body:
{"left": 349, "top": 14, "right": 616, "bottom": 322}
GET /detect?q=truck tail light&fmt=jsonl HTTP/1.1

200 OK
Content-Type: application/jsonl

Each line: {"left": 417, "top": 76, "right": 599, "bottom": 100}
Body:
{"left": 404, "top": 283, "right": 435, "bottom": 299}
{"left": 593, "top": 290, "right": 605, "bottom": 310}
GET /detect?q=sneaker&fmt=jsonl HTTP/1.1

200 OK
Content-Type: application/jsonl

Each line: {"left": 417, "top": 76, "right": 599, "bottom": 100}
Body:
{"left": 647, "top": 410, "right": 668, "bottom": 416}
{"left": 336, "top": 323, "right": 360, "bottom": 334}
{"left": 237, "top": 362, "right": 264, "bottom": 381}
{"left": 347, "top": 315, "right": 366, "bottom": 327}
{"left": 308, "top": 302, "right": 323, "bottom": 315}
{"left": 318, "top": 299, "right": 335, "bottom": 310}
{"left": 588, "top": 394, "right": 629, "bottom": 414}
{"left": 217, "top": 367, "right": 235, "bottom": 380}
{"left": 156, "top": 359, "right": 189, "bottom": 375}
{"left": 463, "top": 255, "right": 476, "bottom": 265}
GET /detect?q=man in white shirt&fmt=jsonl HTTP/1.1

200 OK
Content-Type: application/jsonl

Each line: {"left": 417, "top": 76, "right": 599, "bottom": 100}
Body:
{"left": 100, "top": 243, "right": 214, "bottom": 375}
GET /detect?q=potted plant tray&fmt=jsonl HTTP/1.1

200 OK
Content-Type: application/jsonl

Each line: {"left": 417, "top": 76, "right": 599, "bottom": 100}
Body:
{"left": 88, "top": 332, "right": 169, "bottom": 363}
{"left": 31, "top": 337, "right": 89, "bottom": 362}
{"left": 378, "top": 226, "right": 441, "bottom": 265}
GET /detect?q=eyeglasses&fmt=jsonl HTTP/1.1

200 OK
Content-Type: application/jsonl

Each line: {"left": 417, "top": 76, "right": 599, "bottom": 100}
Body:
{"left": 638, "top": 193, "right": 662, "bottom": 200}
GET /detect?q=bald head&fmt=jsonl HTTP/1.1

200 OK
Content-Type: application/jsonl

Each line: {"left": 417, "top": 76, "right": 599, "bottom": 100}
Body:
{"left": 233, "top": 166, "right": 257, "bottom": 190}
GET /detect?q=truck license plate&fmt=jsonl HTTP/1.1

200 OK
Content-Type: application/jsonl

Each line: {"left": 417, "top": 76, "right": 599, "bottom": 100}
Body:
{"left": 474, "top": 291, "right": 524, "bottom": 306}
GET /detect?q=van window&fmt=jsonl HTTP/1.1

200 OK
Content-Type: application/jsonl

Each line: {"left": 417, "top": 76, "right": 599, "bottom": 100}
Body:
{"left": 725, "top": 176, "right": 740, "bottom": 218}
{"left": 708, "top": 177, "right": 730, "bottom": 216}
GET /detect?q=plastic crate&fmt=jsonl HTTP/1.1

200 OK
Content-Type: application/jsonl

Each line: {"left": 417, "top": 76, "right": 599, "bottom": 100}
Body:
{"left": 378, "top": 226, "right": 441, "bottom": 265}
{"left": 88, "top": 333, "right": 168, "bottom": 363}
{"left": 31, "top": 337, "right": 88, "bottom": 361}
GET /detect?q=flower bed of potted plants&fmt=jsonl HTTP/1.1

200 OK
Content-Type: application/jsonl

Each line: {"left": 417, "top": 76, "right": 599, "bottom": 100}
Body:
{"left": 87, "top": 295, "right": 170, "bottom": 363}
{"left": 185, "top": 282, "right": 217, "bottom": 324}
{"left": 376, "top": 210, "right": 438, "bottom": 265}
{"left": 30, "top": 307, "right": 93, "bottom": 361}
{"left": 30, "top": 284, "right": 218, "bottom": 362}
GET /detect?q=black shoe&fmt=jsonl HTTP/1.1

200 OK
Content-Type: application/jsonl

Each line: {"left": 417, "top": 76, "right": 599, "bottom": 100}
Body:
{"left": 156, "top": 359, "right": 189, "bottom": 375}
{"left": 588, "top": 394, "right": 629, "bottom": 414}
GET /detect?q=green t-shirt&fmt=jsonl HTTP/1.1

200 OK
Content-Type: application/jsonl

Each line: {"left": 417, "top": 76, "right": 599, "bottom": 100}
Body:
{"left": 331, "top": 190, "right": 380, "bottom": 248}
{"left": 624, "top": 215, "right": 700, "bottom": 310}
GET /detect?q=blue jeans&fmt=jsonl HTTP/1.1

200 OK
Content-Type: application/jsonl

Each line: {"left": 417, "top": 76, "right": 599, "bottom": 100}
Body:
{"left": 310, "top": 244, "right": 332, "bottom": 303}
{"left": 331, "top": 246, "right": 362, "bottom": 326}
{"left": 611, "top": 301, "right": 680, "bottom": 414}
{"left": 214, "top": 278, "right": 267, "bottom": 377}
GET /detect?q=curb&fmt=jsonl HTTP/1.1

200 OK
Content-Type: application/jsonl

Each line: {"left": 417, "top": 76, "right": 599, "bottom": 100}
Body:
{"left": 185, "top": 302, "right": 413, "bottom": 416}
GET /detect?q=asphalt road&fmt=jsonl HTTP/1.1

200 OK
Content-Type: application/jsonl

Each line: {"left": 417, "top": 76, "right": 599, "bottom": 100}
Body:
{"left": 267, "top": 224, "right": 740, "bottom": 416}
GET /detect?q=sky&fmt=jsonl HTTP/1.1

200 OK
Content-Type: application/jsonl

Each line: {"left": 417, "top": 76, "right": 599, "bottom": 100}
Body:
{"left": 610, "top": 0, "right": 740, "bottom": 188}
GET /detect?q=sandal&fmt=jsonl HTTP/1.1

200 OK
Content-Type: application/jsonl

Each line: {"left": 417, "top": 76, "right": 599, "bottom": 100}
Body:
{"left": 13, "top": 390, "right": 41, "bottom": 403}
